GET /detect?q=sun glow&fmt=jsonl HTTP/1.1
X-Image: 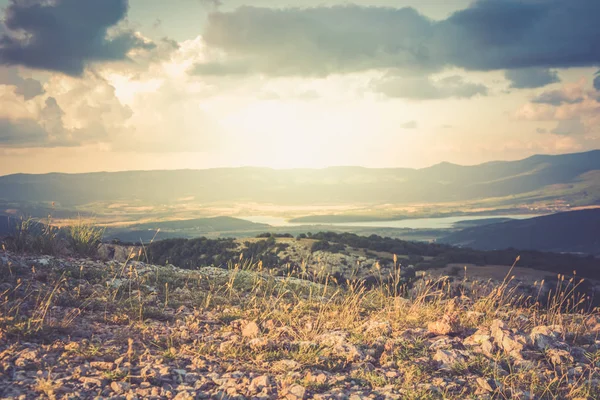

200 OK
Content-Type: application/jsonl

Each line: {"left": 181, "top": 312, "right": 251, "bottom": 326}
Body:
{"left": 222, "top": 99, "right": 378, "bottom": 168}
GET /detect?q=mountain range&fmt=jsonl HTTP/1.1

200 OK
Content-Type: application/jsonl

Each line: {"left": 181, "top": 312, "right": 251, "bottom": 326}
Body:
{"left": 1, "top": 150, "right": 599, "bottom": 207}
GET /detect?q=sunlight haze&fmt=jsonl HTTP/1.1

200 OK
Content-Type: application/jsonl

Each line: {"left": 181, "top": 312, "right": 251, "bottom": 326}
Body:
{"left": 0, "top": 0, "right": 599, "bottom": 174}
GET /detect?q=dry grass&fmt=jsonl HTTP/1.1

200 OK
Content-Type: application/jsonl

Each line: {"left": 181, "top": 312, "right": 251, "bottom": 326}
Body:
{"left": 1, "top": 248, "right": 598, "bottom": 399}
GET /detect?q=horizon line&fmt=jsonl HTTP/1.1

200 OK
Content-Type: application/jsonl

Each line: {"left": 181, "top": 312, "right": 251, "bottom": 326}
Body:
{"left": 1, "top": 148, "right": 599, "bottom": 178}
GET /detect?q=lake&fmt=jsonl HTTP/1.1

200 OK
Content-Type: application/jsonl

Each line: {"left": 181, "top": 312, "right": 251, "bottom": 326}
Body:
{"left": 240, "top": 214, "right": 542, "bottom": 230}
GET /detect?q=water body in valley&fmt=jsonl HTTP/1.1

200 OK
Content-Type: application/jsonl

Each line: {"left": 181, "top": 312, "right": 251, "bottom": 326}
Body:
{"left": 240, "top": 214, "right": 542, "bottom": 230}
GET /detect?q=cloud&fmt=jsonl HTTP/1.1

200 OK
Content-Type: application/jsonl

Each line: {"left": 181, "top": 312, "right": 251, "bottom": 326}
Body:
{"left": 595, "top": 71, "right": 600, "bottom": 91}
{"left": 505, "top": 68, "right": 560, "bottom": 89}
{"left": 199, "top": 6, "right": 436, "bottom": 77}
{"left": 0, "top": 69, "right": 136, "bottom": 149}
{"left": 191, "top": 61, "right": 250, "bottom": 76}
{"left": 517, "top": 79, "right": 600, "bottom": 142}
{"left": 0, "top": 118, "right": 48, "bottom": 147}
{"left": 400, "top": 120, "right": 418, "bottom": 129}
{"left": 551, "top": 119, "right": 586, "bottom": 136}
{"left": 0, "top": 0, "right": 155, "bottom": 76}
{"left": 536, "top": 128, "right": 547, "bottom": 134}
{"left": 0, "top": 67, "right": 44, "bottom": 100}
{"left": 0, "top": 98, "right": 80, "bottom": 147}
{"left": 374, "top": 75, "right": 488, "bottom": 100}
{"left": 532, "top": 90, "right": 584, "bottom": 106}
{"left": 198, "top": 1, "right": 600, "bottom": 77}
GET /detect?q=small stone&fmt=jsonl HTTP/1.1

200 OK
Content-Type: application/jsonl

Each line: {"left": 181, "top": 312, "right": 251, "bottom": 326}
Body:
{"left": 110, "top": 381, "right": 131, "bottom": 394}
{"left": 273, "top": 359, "right": 301, "bottom": 371}
{"left": 546, "top": 348, "right": 574, "bottom": 366}
{"left": 184, "top": 373, "right": 200, "bottom": 385}
{"left": 433, "top": 349, "right": 465, "bottom": 369}
{"left": 79, "top": 376, "right": 104, "bottom": 386}
{"left": 530, "top": 326, "right": 560, "bottom": 350}
{"left": 286, "top": 384, "right": 306, "bottom": 400}
{"left": 464, "top": 332, "right": 494, "bottom": 356}
{"left": 249, "top": 375, "right": 272, "bottom": 394}
{"left": 173, "top": 391, "right": 194, "bottom": 400}
{"left": 427, "top": 313, "right": 460, "bottom": 336}
{"left": 249, "top": 337, "right": 270, "bottom": 349}
{"left": 385, "top": 370, "right": 399, "bottom": 378}
{"left": 242, "top": 321, "right": 261, "bottom": 338}
{"left": 306, "top": 372, "right": 328, "bottom": 385}
{"left": 90, "top": 361, "right": 115, "bottom": 370}
{"left": 427, "top": 320, "right": 454, "bottom": 336}
{"left": 490, "top": 320, "right": 525, "bottom": 360}
{"left": 476, "top": 377, "right": 494, "bottom": 393}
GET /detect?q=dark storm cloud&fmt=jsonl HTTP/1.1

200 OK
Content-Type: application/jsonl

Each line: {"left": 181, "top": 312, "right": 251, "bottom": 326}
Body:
{"left": 504, "top": 68, "right": 560, "bottom": 89}
{"left": 0, "top": 67, "right": 44, "bottom": 100}
{"left": 196, "top": 0, "right": 600, "bottom": 77}
{"left": 374, "top": 75, "right": 488, "bottom": 100}
{"left": 531, "top": 90, "right": 584, "bottom": 106}
{"left": 434, "top": 0, "right": 600, "bottom": 71}
{"left": 196, "top": 6, "right": 435, "bottom": 77}
{"left": 0, "top": 0, "right": 155, "bottom": 76}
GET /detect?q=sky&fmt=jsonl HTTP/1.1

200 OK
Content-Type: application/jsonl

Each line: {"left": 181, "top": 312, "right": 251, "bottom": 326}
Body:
{"left": 0, "top": 0, "right": 599, "bottom": 175}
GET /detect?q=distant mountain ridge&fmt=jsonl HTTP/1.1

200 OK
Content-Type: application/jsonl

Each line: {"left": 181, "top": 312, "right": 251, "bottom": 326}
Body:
{"left": 440, "top": 209, "right": 600, "bottom": 255}
{"left": 0, "top": 150, "right": 599, "bottom": 206}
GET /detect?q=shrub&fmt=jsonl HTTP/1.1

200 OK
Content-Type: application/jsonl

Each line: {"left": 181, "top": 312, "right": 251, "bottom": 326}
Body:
{"left": 67, "top": 219, "right": 104, "bottom": 257}
{"left": 311, "top": 240, "right": 330, "bottom": 252}
{"left": 5, "top": 216, "right": 61, "bottom": 255}
{"left": 6, "top": 216, "right": 36, "bottom": 253}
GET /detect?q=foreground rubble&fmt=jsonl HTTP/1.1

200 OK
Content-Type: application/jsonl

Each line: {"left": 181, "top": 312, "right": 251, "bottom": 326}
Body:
{"left": 1, "top": 252, "right": 599, "bottom": 399}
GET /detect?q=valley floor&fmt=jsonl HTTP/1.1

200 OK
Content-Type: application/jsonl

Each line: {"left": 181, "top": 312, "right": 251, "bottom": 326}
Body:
{"left": 1, "top": 252, "right": 599, "bottom": 399}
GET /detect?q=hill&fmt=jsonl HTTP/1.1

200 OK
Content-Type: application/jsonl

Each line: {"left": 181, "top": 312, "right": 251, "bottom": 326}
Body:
{"left": 440, "top": 209, "right": 600, "bottom": 255}
{"left": 104, "top": 216, "right": 269, "bottom": 242}
{"left": 1, "top": 150, "right": 599, "bottom": 207}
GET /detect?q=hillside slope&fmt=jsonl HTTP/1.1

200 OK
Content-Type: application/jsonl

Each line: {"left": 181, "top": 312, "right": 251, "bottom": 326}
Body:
{"left": 1, "top": 251, "right": 599, "bottom": 399}
{"left": 440, "top": 209, "right": 600, "bottom": 255}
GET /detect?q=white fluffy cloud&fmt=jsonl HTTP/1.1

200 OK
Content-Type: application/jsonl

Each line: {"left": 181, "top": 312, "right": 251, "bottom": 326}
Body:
{"left": 517, "top": 78, "right": 600, "bottom": 139}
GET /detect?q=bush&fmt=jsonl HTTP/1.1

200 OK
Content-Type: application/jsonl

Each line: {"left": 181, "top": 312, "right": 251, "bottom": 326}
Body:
{"left": 5, "top": 216, "right": 62, "bottom": 255}
{"left": 311, "top": 240, "right": 346, "bottom": 253}
{"left": 311, "top": 240, "right": 330, "bottom": 252}
{"left": 6, "top": 216, "right": 36, "bottom": 253}
{"left": 67, "top": 219, "right": 104, "bottom": 257}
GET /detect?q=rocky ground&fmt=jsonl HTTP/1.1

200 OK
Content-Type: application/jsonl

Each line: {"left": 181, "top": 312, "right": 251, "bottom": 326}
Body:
{"left": 1, "top": 251, "right": 600, "bottom": 399}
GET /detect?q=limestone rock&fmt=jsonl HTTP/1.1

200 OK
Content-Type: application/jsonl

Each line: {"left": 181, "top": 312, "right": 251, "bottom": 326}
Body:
{"left": 242, "top": 321, "right": 260, "bottom": 338}
{"left": 286, "top": 384, "right": 306, "bottom": 400}
{"left": 433, "top": 349, "right": 466, "bottom": 369}
{"left": 490, "top": 320, "right": 526, "bottom": 359}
